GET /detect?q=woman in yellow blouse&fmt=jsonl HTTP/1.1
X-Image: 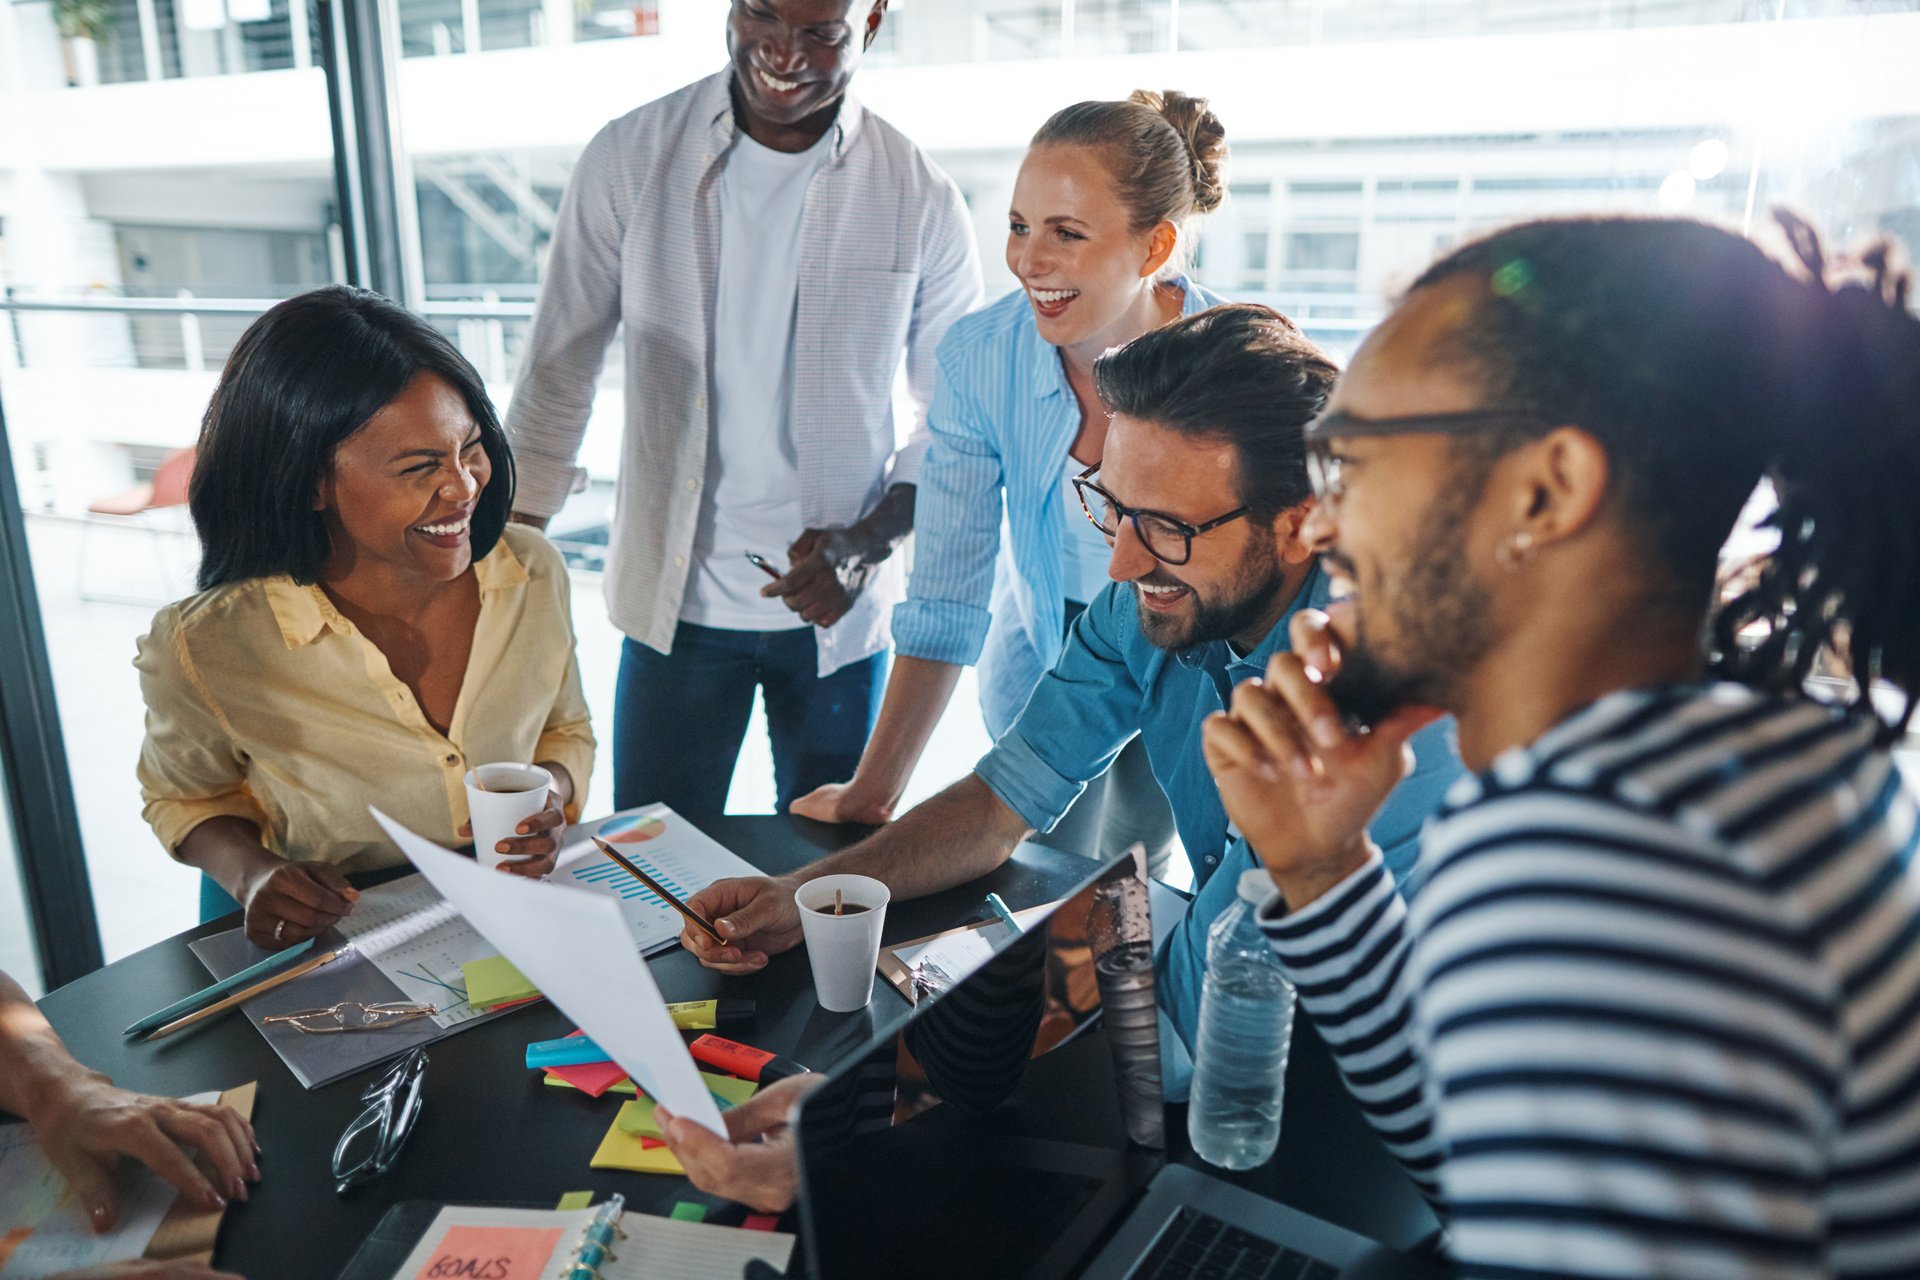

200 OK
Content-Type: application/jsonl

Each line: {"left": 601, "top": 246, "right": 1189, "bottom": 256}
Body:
{"left": 137, "top": 287, "right": 595, "bottom": 950}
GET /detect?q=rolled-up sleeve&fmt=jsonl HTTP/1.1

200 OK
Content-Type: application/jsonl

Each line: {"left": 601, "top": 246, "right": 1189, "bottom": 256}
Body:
{"left": 135, "top": 613, "right": 270, "bottom": 859}
{"left": 892, "top": 337, "right": 1005, "bottom": 668}
{"left": 504, "top": 123, "right": 629, "bottom": 519}
{"left": 533, "top": 562, "right": 596, "bottom": 822}
{"left": 888, "top": 174, "right": 982, "bottom": 487}
{"left": 973, "top": 586, "right": 1143, "bottom": 832}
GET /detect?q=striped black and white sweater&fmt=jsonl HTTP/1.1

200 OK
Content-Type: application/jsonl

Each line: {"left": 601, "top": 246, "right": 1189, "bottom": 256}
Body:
{"left": 1260, "top": 683, "right": 1920, "bottom": 1279}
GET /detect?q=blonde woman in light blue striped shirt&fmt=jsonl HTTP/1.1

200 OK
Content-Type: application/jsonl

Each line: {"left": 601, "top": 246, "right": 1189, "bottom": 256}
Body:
{"left": 794, "top": 91, "right": 1229, "bottom": 869}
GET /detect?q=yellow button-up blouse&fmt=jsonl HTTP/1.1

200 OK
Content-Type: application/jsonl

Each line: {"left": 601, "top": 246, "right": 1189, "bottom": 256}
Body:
{"left": 136, "top": 524, "right": 595, "bottom": 872}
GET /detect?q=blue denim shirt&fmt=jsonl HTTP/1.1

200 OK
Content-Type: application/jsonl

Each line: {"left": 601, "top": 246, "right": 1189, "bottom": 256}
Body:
{"left": 892, "top": 280, "right": 1224, "bottom": 737}
{"left": 973, "top": 561, "right": 1462, "bottom": 1047}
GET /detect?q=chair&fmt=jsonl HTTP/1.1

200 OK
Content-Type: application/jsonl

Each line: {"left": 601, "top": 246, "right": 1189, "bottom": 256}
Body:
{"left": 77, "top": 446, "right": 197, "bottom": 605}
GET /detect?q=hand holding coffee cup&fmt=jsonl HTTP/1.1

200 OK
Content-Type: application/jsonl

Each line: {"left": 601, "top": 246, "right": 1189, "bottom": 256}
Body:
{"left": 462, "top": 762, "right": 562, "bottom": 876}
{"left": 794, "top": 874, "right": 890, "bottom": 1012}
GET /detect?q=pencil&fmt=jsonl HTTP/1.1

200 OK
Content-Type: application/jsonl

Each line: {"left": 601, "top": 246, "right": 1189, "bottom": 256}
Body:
{"left": 589, "top": 836, "right": 727, "bottom": 945}
{"left": 145, "top": 947, "right": 345, "bottom": 1041}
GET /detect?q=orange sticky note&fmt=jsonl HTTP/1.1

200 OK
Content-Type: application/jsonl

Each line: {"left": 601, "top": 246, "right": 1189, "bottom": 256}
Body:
{"left": 412, "top": 1225, "right": 565, "bottom": 1280}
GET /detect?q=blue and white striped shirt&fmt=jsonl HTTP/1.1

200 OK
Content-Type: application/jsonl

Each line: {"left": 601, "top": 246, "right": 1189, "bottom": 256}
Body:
{"left": 892, "top": 280, "right": 1223, "bottom": 736}
{"left": 1262, "top": 683, "right": 1920, "bottom": 1278}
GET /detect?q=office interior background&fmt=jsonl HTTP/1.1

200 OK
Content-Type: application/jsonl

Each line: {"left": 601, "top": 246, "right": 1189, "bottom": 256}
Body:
{"left": 1, "top": 0, "right": 1916, "bottom": 994}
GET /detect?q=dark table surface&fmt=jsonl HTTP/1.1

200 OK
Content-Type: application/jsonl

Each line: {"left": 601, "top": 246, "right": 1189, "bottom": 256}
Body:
{"left": 32, "top": 814, "right": 1437, "bottom": 1279}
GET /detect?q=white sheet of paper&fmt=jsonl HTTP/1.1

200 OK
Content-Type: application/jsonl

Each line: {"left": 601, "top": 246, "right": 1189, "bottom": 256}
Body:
{"left": 0, "top": 1092, "right": 217, "bottom": 1279}
{"left": 370, "top": 809, "right": 726, "bottom": 1135}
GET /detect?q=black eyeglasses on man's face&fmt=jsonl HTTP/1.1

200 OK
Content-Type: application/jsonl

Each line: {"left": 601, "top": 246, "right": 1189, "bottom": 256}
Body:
{"left": 1071, "top": 465, "right": 1249, "bottom": 567}
{"left": 1303, "top": 408, "right": 1555, "bottom": 503}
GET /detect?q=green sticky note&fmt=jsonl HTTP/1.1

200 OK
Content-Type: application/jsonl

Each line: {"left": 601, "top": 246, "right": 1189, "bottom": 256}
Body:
{"left": 556, "top": 1191, "right": 594, "bottom": 1211}
{"left": 614, "top": 1073, "right": 758, "bottom": 1137}
{"left": 463, "top": 955, "right": 538, "bottom": 1009}
{"left": 670, "top": 1202, "right": 707, "bottom": 1223}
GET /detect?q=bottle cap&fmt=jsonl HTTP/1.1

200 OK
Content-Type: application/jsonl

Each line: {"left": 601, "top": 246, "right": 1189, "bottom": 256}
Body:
{"left": 1238, "top": 867, "right": 1277, "bottom": 904}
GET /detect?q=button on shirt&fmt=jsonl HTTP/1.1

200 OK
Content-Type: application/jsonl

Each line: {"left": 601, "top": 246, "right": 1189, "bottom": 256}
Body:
{"left": 971, "top": 561, "right": 1463, "bottom": 1047}
{"left": 135, "top": 525, "right": 596, "bottom": 872}
{"left": 893, "top": 281, "right": 1222, "bottom": 736}
{"left": 505, "top": 69, "right": 983, "bottom": 675}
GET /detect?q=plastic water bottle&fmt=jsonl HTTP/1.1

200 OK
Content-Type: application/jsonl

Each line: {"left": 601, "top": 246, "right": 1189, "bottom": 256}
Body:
{"left": 1188, "top": 868, "right": 1297, "bottom": 1170}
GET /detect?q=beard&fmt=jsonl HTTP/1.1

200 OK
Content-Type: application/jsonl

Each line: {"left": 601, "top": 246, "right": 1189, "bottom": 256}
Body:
{"left": 1325, "top": 483, "right": 1497, "bottom": 729}
{"left": 1136, "top": 532, "right": 1286, "bottom": 655}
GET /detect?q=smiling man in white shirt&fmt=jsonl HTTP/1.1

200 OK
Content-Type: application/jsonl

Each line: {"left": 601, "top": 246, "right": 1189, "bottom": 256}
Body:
{"left": 506, "top": 0, "right": 982, "bottom": 813}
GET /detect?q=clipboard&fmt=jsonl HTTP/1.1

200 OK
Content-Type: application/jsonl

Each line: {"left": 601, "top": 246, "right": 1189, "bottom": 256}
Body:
{"left": 145, "top": 1080, "right": 257, "bottom": 1267}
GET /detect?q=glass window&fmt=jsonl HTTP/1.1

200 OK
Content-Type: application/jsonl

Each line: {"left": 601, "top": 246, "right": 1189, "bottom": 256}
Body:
{"left": 0, "top": 754, "right": 44, "bottom": 997}
{"left": 0, "top": 0, "right": 339, "bottom": 960}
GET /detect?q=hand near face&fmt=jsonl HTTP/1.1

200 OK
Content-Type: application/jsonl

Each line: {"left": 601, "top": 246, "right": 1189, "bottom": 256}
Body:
{"left": 679, "top": 876, "right": 804, "bottom": 973}
{"left": 759, "top": 529, "right": 871, "bottom": 629}
{"left": 239, "top": 860, "right": 357, "bottom": 950}
{"left": 1201, "top": 606, "right": 1443, "bottom": 909}
{"left": 656, "top": 1073, "right": 825, "bottom": 1215}
{"left": 457, "top": 789, "right": 565, "bottom": 878}
{"left": 31, "top": 1075, "right": 259, "bottom": 1231}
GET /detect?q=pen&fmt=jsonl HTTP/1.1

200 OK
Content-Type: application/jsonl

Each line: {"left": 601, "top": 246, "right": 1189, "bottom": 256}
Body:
{"left": 985, "top": 892, "right": 1022, "bottom": 936}
{"left": 743, "top": 550, "right": 783, "bottom": 581}
{"left": 590, "top": 837, "right": 727, "bottom": 945}
{"left": 564, "top": 1193, "right": 625, "bottom": 1280}
{"left": 123, "top": 937, "right": 316, "bottom": 1036}
{"left": 146, "top": 947, "right": 345, "bottom": 1041}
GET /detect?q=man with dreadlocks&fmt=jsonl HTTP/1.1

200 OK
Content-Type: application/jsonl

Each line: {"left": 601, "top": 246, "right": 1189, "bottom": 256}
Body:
{"left": 1203, "top": 213, "right": 1920, "bottom": 1278}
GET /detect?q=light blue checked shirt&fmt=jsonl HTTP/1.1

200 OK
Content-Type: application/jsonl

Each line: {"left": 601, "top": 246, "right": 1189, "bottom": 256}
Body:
{"left": 892, "top": 280, "right": 1224, "bottom": 736}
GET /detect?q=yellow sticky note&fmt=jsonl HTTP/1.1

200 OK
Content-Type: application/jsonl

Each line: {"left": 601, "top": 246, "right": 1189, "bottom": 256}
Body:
{"left": 464, "top": 955, "right": 539, "bottom": 1009}
{"left": 590, "top": 1109, "right": 685, "bottom": 1175}
{"left": 616, "top": 1074, "right": 757, "bottom": 1136}
{"left": 555, "top": 1191, "right": 594, "bottom": 1211}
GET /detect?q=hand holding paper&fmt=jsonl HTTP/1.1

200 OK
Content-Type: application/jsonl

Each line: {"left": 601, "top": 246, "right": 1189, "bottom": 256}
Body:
{"left": 369, "top": 809, "right": 726, "bottom": 1136}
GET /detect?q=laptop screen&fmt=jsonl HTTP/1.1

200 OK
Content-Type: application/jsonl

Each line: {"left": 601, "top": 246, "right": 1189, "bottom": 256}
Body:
{"left": 794, "top": 853, "right": 1156, "bottom": 1280}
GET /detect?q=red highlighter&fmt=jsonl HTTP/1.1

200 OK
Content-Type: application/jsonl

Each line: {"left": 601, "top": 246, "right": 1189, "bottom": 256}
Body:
{"left": 690, "top": 1034, "right": 811, "bottom": 1085}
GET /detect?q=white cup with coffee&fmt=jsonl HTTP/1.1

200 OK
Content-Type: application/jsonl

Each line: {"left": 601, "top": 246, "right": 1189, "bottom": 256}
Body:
{"left": 464, "top": 762, "right": 554, "bottom": 870}
{"left": 795, "top": 874, "right": 891, "bottom": 1012}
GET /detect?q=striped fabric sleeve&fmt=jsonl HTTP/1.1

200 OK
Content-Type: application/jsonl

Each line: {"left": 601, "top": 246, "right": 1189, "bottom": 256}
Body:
{"left": 1257, "top": 853, "right": 1445, "bottom": 1203}
{"left": 503, "top": 123, "right": 627, "bottom": 519}
{"left": 890, "top": 337, "right": 1007, "bottom": 667}
{"left": 888, "top": 174, "right": 983, "bottom": 489}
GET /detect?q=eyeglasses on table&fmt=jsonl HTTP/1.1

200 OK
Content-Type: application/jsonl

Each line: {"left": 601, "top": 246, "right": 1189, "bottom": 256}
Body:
{"left": 333, "top": 1046, "right": 429, "bottom": 1195}
{"left": 262, "top": 1000, "right": 437, "bottom": 1034}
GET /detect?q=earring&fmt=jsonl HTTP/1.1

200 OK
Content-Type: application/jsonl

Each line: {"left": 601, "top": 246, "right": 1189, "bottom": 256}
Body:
{"left": 1494, "top": 530, "right": 1536, "bottom": 571}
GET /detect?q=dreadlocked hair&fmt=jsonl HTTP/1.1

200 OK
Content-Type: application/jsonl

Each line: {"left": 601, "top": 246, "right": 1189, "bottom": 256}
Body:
{"left": 1409, "top": 211, "right": 1920, "bottom": 738}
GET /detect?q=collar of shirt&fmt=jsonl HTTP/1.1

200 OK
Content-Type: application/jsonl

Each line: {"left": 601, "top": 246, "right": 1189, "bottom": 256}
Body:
{"left": 1173, "top": 557, "right": 1331, "bottom": 692}
{"left": 1023, "top": 275, "right": 1208, "bottom": 402}
{"left": 261, "top": 536, "right": 532, "bottom": 650}
{"left": 702, "top": 69, "right": 867, "bottom": 169}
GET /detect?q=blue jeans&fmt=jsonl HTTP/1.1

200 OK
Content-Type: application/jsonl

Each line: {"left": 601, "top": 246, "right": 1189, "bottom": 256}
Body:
{"left": 614, "top": 622, "right": 886, "bottom": 814}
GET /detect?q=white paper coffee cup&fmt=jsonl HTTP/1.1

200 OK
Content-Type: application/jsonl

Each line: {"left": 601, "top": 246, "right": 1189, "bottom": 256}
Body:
{"left": 795, "top": 874, "right": 890, "bottom": 1012}
{"left": 464, "top": 762, "right": 554, "bottom": 869}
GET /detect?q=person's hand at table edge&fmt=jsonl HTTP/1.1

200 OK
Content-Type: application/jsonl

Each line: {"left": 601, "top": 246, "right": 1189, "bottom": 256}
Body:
{"left": 54, "top": 1261, "right": 246, "bottom": 1279}
{"left": 790, "top": 779, "right": 896, "bottom": 826}
{"left": 236, "top": 858, "right": 357, "bottom": 951}
{"left": 657, "top": 1074, "right": 824, "bottom": 1214}
{"left": 680, "top": 875, "right": 805, "bottom": 972}
{"left": 30, "top": 1073, "right": 259, "bottom": 1227}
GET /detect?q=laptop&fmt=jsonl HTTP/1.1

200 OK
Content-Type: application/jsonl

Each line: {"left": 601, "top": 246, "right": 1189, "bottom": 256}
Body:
{"left": 790, "top": 853, "right": 1437, "bottom": 1280}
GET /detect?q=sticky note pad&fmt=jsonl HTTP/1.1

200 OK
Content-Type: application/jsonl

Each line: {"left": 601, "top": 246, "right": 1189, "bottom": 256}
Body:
{"left": 464, "top": 955, "right": 540, "bottom": 1010}
{"left": 545, "top": 1071, "right": 638, "bottom": 1098}
{"left": 411, "top": 1225, "right": 564, "bottom": 1280}
{"left": 555, "top": 1191, "right": 594, "bottom": 1211}
{"left": 671, "top": 1202, "right": 707, "bottom": 1223}
{"left": 615, "top": 1074, "right": 758, "bottom": 1137}
{"left": 743, "top": 1214, "right": 781, "bottom": 1232}
{"left": 590, "top": 1111, "right": 685, "bottom": 1175}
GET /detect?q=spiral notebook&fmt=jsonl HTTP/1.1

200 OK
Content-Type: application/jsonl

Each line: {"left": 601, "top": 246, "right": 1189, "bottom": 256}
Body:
{"left": 334, "top": 1201, "right": 793, "bottom": 1280}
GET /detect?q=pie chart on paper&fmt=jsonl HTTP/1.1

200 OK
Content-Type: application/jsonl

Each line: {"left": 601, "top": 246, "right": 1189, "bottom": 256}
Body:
{"left": 598, "top": 813, "right": 667, "bottom": 844}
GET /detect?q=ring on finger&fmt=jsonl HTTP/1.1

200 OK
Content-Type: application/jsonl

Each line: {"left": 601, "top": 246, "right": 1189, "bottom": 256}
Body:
{"left": 273, "top": 918, "right": 286, "bottom": 942}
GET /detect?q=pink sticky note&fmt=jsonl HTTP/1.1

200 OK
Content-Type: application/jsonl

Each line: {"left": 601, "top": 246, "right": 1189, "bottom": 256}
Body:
{"left": 542, "top": 1030, "right": 630, "bottom": 1098}
{"left": 412, "top": 1225, "right": 565, "bottom": 1280}
{"left": 743, "top": 1214, "right": 781, "bottom": 1232}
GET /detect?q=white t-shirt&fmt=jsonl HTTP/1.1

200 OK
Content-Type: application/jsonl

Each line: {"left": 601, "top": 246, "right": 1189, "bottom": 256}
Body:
{"left": 1060, "top": 453, "right": 1116, "bottom": 605}
{"left": 681, "top": 128, "right": 835, "bottom": 630}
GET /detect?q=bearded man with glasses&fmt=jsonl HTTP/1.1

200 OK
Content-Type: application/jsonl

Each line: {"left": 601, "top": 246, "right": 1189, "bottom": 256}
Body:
{"left": 675, "top": 304, "right": 1463, "bottom": 1063}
